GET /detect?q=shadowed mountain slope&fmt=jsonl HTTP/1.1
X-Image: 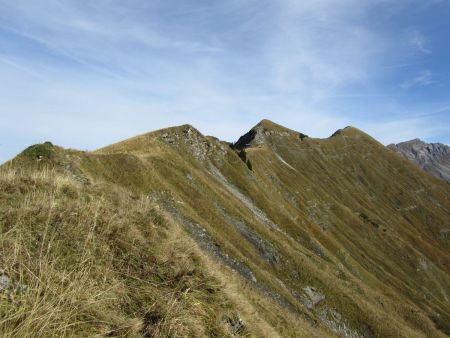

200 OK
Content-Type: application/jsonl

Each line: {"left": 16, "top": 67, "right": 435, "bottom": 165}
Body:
{"left": 388, "top": 139, "right": 450, "bottom": 183}
{"left": 1, "top": 120, "right": 449, "bottom": 337}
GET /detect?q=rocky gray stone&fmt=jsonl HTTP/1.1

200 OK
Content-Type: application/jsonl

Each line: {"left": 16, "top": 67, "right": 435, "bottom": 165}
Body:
{"left": 302, "top": 286, "right": 325, "bottom": 308}
{"left": 388, "top": 139, "right": 450, "bottom": 182}
{"left": 0, "top": 273, "right": 12, "bottom": 292}
{"left": 0, "top": 270, "right": 27, "bottom": 295}
{"left": 225, "top": 314, "right": 245, "bottom": 334}
{"left": 221, "top": 211, "right": 281, "bottom": 265}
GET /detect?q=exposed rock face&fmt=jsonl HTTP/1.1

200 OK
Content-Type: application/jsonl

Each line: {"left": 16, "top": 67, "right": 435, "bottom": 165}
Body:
{"left": 233, "top": 119, "right": 307, "bottom": 150}
{"left": 302, "top": 286, "right": 325, "bottom": 308}
{"left": 387, "top": 139, "right": 450, "bottom": 182}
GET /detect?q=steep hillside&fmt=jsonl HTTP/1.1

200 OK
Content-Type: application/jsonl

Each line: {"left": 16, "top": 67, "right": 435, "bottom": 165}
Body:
{"left": 388, "top": 139, "right": 450, "bottom": 182}
{"left": 0, "top": 162, "right": 271, "bottom": 337}
{"left": 1, "top": 120, "right": 449, "bottom": 337}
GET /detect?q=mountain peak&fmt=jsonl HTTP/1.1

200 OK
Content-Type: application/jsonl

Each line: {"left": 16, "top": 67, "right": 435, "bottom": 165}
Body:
{"left": 254, "top": 119, "right": 300, "bottom": 133}
{"left": 388, "top": 138, "right": 424, "bottom": 148}
{"left": 150, "top": 123, "right": 199, "bottom": 136}
{"left": 255, "top": 119, "right": 283, "bottom": 129}
{"left": 388, "top": 138, "right": 450, "bottom": 182}
{"left": 234, "top": 120, "right": 308, "bottom": 150}
{"left": 330, "top": 125, "right": 364, "bottom": 137}
{"left": 96, "top": 123, "right": 206, "bottom": 155}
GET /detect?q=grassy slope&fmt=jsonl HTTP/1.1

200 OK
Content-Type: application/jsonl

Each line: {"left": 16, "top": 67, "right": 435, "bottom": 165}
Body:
{"left": 1, "top": 121, "right": 449, "bottom": 337}
{"left": 0, "top": 141, "right": 320, "bottom": 337}
{"left": 240, "top": 125, "right": 450, "bottom": 332}
{"left": 0, "top": 167, "right": 244, "bottom": 337}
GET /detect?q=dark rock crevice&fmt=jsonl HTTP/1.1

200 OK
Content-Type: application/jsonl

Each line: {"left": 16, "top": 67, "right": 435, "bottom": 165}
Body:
{"left": 233, "top": 129, "right": 257, "bottom": 151}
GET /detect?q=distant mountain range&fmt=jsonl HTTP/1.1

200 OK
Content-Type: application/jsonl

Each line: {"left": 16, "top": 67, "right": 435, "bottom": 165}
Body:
{"left": 388, "top": 139, "right": 450, "bottom": 182}
{"left": 1, "top": 120, "right": 449, "bottom": 337}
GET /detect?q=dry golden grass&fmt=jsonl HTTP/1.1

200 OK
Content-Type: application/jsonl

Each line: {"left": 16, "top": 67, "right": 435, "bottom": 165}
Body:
{"left": 0, "top": 168, "right": 259, "bottom": 337}
{"left": 2, "top": 120, "right": 450, "bottom": 337}
{"left": 89, "top": 121, "right": 450, "bottom": 337}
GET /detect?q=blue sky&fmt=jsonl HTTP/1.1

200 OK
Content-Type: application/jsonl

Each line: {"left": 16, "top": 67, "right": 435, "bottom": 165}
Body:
{"left": 1, "top": 0, "right": 449, "bottom": 163}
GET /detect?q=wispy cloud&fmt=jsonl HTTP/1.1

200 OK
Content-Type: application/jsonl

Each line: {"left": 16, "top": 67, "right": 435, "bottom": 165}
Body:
{"left": 0, "top": 54, "right": 46, "bottom": 80}
{"left": 411, "top": 30, "right": 431, "bottom": 54}
{"left": 400, "top": 70, "right": 434, "bottom": 89}
{"left": 363, "top": 117, "right": 447, "bottom": 145}
{"left": 265, "top": 0, "right": 383, "bottom": 99}
{"left": 0, "top": 0, "right": 449, "bottom": 162}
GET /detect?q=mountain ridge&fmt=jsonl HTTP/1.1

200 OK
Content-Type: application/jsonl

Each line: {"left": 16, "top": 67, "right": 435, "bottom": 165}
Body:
{"left": 1, "top": 120, "right": 449, "bottom": 337}
{"left": 388, "top": 138, "right": 450, "bottom": 182}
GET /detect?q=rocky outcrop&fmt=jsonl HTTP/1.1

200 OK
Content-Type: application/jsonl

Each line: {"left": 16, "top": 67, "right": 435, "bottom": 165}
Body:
{"left": 233, "top": 119, "right": 307, "bottom": 150}
{"left": 387, "top": 139, "right": 450, "bottom": 182}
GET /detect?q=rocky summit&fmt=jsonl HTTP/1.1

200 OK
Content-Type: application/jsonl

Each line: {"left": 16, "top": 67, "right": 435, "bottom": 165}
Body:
{"left": 388, "top": 139, "right": 450, "bottom": 183}
{"left": 1, "top": 120, "right": 449, "bottom": 337}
